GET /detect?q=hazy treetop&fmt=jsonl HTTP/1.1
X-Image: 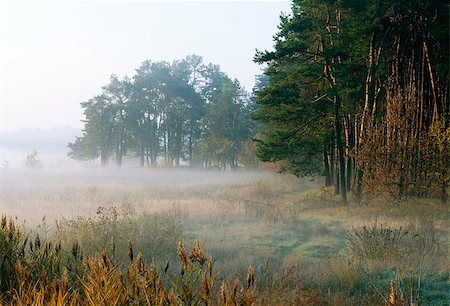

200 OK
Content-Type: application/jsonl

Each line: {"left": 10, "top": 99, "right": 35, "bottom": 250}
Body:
{"left": 0, "top": 0, "right": 290, "bottom": 131}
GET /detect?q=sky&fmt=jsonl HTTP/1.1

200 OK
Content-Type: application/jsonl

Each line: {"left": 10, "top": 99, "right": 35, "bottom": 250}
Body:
{"left": 0, "top": 0, "right": 291, "bottom": 131}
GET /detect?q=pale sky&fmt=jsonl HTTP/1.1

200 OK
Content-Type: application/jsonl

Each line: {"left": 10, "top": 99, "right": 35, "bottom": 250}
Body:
{"left": 0, "top": 0, "right": 290, "bottom": 131}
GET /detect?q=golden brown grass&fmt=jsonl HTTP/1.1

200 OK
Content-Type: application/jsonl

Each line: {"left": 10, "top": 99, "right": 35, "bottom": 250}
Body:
{"left": 1, "top": 170, "right": 448, "bottom": 305}
{"left": 0, "top": 225, "right": 258, "bottom": 306}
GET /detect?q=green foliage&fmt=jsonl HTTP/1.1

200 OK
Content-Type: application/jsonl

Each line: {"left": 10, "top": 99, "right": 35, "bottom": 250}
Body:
{"left": 255, "top": 131, "right": 324, "bottom": 176}
{"left": 68, "top": 55, "right": 254, "bottom": 169}
{"left": 253, "top": 0, "right": 353, "bottom": 180}
{"left": 198, "top": 136, "right": 234, "bottom": 169}
{"left": 238, "top": 140, "right": 260, "bottom": 169}
{"left": 68, "top": 136, "right": 99, "bottom": 161}
{"left": 254, "top": 0, "right": 449, "bottom": 201}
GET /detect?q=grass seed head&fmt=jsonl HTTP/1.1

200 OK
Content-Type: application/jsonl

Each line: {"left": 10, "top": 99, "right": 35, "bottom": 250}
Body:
{"left": 201, "top": 271, "right": 210, "bottom": 304}
{"left": 220, "top": 280, "right": 228, "bottom": 304}
{"left": 128, "top": 241, "right": 134, "bottom": 262}
{"left": 247, "top": 265, "right": 255, "bottom": 289}
{"left": 168, "top": 289, "right": 177, "bottom": 305}
{"left": 177, "top": 241, "right": 188, "bottom": 274}
{"left": 190, "top": 240, "right": 206, "bottom": 266}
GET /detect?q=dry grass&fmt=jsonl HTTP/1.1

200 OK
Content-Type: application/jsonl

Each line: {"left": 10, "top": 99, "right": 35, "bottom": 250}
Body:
{"left": 0, "top": 168, "right": 448, "bottom": 304}
{"left": 0, "top": 217, "right": 258, "bottom": 306}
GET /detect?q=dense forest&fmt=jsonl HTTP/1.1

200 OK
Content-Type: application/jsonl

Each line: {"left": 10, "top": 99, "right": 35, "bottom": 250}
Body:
{"left": 68, "top": 56, "right": 257, "bottom": 170}
{"left": 253, "top": 0, "right": 449, "bottom": 203}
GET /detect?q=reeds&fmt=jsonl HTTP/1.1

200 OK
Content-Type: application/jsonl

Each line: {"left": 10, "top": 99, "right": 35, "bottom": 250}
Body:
{"left": 1, "top": 216, "right": 257, "bottom": 305}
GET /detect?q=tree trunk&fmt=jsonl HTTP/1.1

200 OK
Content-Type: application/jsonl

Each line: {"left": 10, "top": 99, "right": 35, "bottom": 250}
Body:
{"left": 189, "top": 134, "right": 193, "bottom": 167}
{"left": 344, "top": 115, "right": 352, "bottom": 191}
{"left": 357, "top": 169, "right": 363, "bottom": 196}
{"left": 360, "top": 32, "right": 376, "bottom": 141}
{"left": 335, "top": 163, "right": 340, "bottom": 196}
{"left": 322, "top": 30, "right": 347, "bottom": 203}
{"left": 323, "top": 146, "right": 331, "bottom": 186}
{"left": 101, "top": 151, "right": 107, "bottom": 167}
{"left": 335, "top": 103, "right": 347, "bottom": 203}
{"left": 330, "top": 137, "right": 335, "bottom": 186}
{"left": 139, "top": 147, "right": 144, "bottom": 167}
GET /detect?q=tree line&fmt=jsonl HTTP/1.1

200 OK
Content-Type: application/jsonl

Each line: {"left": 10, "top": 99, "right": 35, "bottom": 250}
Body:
{"left": 253, "top": 0, "right": 449, "bottom": 203}
{"left": 68, "top": 55, "right": 257, "bottom": 169}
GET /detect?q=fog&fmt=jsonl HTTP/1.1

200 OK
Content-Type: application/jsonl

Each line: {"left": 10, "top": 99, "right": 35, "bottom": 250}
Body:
{"left": 0, "top": 1, "right": 291, "bottom": 131}
{"left": 0, "top": 165, "right": 278, "bottom": 227}
{"left": 0, "top": 0, "right": 295, "bottom": 228}
{"left": 0, "top": 166, "right": 268, "bottom": 187}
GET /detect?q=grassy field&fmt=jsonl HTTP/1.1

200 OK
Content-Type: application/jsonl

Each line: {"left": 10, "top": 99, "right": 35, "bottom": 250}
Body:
{"left": 0, "top": 168, "right": 448, "bottom": 305}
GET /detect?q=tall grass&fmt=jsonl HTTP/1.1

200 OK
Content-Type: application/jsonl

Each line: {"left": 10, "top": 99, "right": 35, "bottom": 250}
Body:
{"left": 0, "top": 216, "right": 259, "bottom": 305}
{"left": 0, "top": 171, "right": 448, "bottom": 305}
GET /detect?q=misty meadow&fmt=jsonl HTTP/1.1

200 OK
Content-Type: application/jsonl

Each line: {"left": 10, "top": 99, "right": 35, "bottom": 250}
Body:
{"left": 0, "top": 1, "right": 448, "bottom": 305}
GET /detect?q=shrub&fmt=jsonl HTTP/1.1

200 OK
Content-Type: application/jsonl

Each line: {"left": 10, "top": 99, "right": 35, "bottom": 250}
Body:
{"left": 56, "top": 207, "right": 182, "bottom": 262}
{"left": 345, "top": 222, "right": 411, "bottom": 261}
{"left": 25, "top": 150, "right": 41, "bottom": 168}
{"left": 345, "top": 221, "right": 442, "bottom": 305}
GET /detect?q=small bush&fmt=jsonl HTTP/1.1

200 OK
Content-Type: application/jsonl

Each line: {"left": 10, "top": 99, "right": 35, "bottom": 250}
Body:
{"left": 345, "top": 220, "right": 443, "bottom": 305}
{"left": 56, "top": 207, "right": 182, "bottom": 262}
{"left": 345, "top": 222, "right": 411, "bottom": 261}
{"left": 25, "top": 150, "right": 41, "bottom": 168}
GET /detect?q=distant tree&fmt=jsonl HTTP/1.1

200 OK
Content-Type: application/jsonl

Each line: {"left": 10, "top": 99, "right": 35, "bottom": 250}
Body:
{"left": 202, "top": 76, "right": 253, "bottom": 169}
{"left": 69, "top": 76, "right": 132, "bottom": 167}
{"left": 101, "top": 75, "right": 132, "bottom": 167}
{"left": 69, "top": 94, "right": 116, "bottom": 166}
{"left": 67, "top": 135, "right": 99, "bottom": 161}
{"left": 174, "top": 56, "right": 206, "bottom": 167}
{"left": 25, "top": 150, "right": 41, "bottom": 168}
{"left": 238, "top": 140, "right": 259, "bottom": 169}
{"left": 68, "top": 56, "right": 254, "bottom": 169}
